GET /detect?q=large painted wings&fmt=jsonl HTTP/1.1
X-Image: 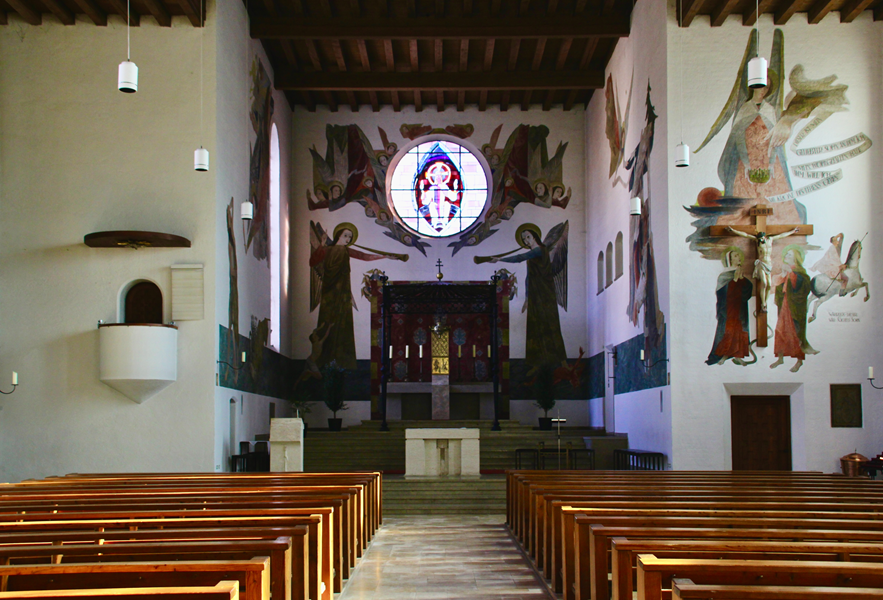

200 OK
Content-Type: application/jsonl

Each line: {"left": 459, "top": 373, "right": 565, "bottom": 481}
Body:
{"left": 309, "top": 221, "right": 328, "bottom": 312}
{"left": 605, "top": 72, "right": 633, "bottom": 178}
{"left": 696, "top": 29, "right": 785, "bottom": 153}
{"left": 544, "top": 220, "right": 569, "bottom": 311}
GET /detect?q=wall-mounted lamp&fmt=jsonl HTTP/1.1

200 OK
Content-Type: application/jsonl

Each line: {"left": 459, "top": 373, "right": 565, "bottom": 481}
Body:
{"left": 630, "top": 197, "right": 642, "bottom": 216}
{"left": 241, "top": 200, "right": 254, "bottom": 221}
{"left": 218, "top": 351, "right": 248, "bottom": 372}
{"left": 869, "top": 366, "right": 883, "bottom": 390}
{"left": 0, "top": 372, "right": 18, "bottom": 395}
{"left": 640, "top": 349, "right": 669, "bottom": 372}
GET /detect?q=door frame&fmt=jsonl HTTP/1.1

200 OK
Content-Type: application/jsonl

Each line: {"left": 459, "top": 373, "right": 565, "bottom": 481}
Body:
{"left": 723, "top": 383, "right": 805, "bottom": 470}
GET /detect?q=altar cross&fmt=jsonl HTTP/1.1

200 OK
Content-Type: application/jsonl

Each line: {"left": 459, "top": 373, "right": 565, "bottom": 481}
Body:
{"left": 709, "top": 204, "right": 813, "bottom": 347}
{"left": 436, "top": 258, "right": 444, "bottom": 281}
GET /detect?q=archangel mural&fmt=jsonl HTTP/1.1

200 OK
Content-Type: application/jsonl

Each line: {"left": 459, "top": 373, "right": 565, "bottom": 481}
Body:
{"left": 476, "top": 221, "right": 569, "bottom": 371}
{"left": 309, "top": 221, "right": 408, "bottom": 370}
{"left": 245, "top": 57, "right": 273, "bottom": 262}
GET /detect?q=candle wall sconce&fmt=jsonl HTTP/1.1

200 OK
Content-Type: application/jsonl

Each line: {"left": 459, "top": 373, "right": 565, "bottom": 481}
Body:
{"left": 869, "top": 366, "right": 882, "bottom": 390}
{"left": 218, "top": 351, "right": 248, "bottom": 372}
{"left": 640, "top": 349, "right": 669, "bottom": 372}
{"left": 0, "top": 372, "right": 18, "bottom": 395}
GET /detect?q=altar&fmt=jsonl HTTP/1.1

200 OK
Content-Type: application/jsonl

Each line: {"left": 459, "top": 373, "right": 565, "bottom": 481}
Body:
{"left": 363, "top": 276, "right": 514, "bottom": 430}
{"left": 405, "top": 428, "right": 480, "bottom": 478}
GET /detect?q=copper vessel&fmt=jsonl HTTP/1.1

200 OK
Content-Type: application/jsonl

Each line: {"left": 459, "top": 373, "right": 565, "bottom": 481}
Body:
{"left": 840, "top": 452, "right": 869, "bottom": 477}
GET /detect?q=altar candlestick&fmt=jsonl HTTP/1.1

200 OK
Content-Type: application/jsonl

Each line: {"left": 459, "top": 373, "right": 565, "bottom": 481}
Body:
{"left": 389, "top": 346, "right": 393, "bottom": 359}
{"left": 871, "top": 367, "right": 875, "bottom": 379}
{"left": 458, "top": 346, "right": 461, "bottom": 358}
{"left": 11, "top": 371, "right": 17, "bottom": 386}
{"left": 640, "top": 349, "right": 645, "bottom": 361}
{"left": 472, "top": 345, "right": 476, "bottom": 357}
{"left": 406, "top": 346, "right": 409, "bottom": 358}
{"left": 488, "top": 345, "right": 491, "bottom": 357}
{"left": 419, "top": 346, "right": 423, "bottom": 359}
{"left": 241, "top": 351, "right": 246, "bottom": 363}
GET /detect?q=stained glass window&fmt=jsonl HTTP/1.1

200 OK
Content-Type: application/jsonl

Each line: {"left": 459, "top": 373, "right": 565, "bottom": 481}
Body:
{"left": 388, "top": 139, "right": 489, "bottom": 238}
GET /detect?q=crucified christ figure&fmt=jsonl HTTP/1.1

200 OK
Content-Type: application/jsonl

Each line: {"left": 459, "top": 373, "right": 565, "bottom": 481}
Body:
{"left": 726, "top": 226, "right": 799, "bottom": 312}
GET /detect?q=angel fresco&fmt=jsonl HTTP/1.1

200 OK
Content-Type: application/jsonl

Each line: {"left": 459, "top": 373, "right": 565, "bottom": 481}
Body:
{"left": 685, "top": 28, "right": 870, "bottom": 288}
{"left": 245, "top": 58, "right": 274, "bottom": 262}
{"left": 449, "top": 125, "right": 571, "bottom": 254}
{"left": 477, "top": 222, "right": 568, "bottom": 371}
{"left": 309, "top": 221, "right": 408, "bottom": 370}
{"left": 605, "top": 71, "right": 634, "bottom": 181}
{"left": 307, "top": 124, "right": 432, "bottom": 254}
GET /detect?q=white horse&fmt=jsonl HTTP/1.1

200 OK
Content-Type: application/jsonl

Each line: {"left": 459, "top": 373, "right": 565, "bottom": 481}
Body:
{"left": 809, "top": 240, "right": 870, "bottom": 323}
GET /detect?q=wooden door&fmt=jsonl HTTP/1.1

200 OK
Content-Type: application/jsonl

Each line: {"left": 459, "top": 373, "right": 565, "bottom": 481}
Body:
{"left": 731, "top": 395, "right": 792, "bottom": 470}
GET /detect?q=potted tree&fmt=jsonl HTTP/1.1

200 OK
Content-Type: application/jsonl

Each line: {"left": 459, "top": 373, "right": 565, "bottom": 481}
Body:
{"left": 288, "top": 388, "right": 317, "bottom": 435}
{"left": 533, "top": 364, "right": 556, "bottom": 430}
{"left": 321, "top": 360, "right": 348, "bottom": 431}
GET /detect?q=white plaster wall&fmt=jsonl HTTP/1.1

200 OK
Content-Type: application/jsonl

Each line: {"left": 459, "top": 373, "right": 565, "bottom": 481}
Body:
{"left": 667, "top": 7, "right": 883, "bottom": 470}
{"left": 585, "top": 0, "right": 673, "bottom": 455}
{"left": 212, "top": 0, "right": 295, "bottom": 469}
{"left": 0, "top": 12, "right": 219, "bottom": 481}
{"left": 289, "top": 107, "right": 589, "bottom": 418}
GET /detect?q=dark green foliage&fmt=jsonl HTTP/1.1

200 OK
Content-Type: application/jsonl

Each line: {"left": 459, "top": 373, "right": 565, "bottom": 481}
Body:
{"left": 533, "top": 363, "right": 556, "bottom": 417}
{"left": 322, "top": 360, "right": 349, "bottom": 418}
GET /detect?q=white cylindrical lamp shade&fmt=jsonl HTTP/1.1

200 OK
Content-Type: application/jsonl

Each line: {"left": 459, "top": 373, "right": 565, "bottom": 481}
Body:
{"left": 194, "top": 147, "right": 209, "bottom": 172}
{"left": 871, "top": 366, "right": 875, "bottom": 379}
{"left": 118, "top": 60, "right": 138, "bottom": 93}
{"left": 675, "top": 143, "right": 690, "bottom": 167}
{"left": 747, "top": 56, "right": 767, "bottom": 89}
{"left": 241, "top": 200, "right": 254, "bottom": 220}
{"left": 630, "top": 197, "right": 642, "bottom": 216}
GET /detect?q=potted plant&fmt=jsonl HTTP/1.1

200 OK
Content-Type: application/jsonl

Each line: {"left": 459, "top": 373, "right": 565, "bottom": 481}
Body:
{"left": 321, "top": 360, "right": 348, "bottom": 431}
{"left": 288, "top": 388, "right": 318, "bottom": 435}
{"left": 533, "top": 363, "right": 556, "bottom": 430}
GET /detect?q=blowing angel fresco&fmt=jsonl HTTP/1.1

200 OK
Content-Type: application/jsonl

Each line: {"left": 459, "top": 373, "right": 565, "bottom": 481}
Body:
{"left": 309, "top": 221, "right": 408, "bottom": 370}
{"left": 477, "top": 222, "right": 568, "bottom": 371}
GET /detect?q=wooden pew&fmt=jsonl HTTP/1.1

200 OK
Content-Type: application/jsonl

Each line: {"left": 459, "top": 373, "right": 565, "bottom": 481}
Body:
{"left": 637, "top": 555, "right": 883, "bottom": 600}
{"left": 0, "top": 580, "right": 240, "bottom": 600}
{"left": 672, "top": 578, "right": 883, "bottom": 600}
{"left": 614, "top": 538, "right": 883, "bottom": 600}
{"left": 0, "top": 537, "right": 294, "bottom": 600}
{"left": 0, "top": 514, "right": 328, "bottom": 600}
{"left": 0, "top": 558, "right": 270, "bottom": 600}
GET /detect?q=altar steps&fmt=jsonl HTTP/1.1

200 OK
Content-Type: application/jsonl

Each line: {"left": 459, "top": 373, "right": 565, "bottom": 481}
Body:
{"left": 381, "top": 476, "right": 507, "bottom": 515}
{"left": 301, "top": 419, "right": 602, "bottom": 473}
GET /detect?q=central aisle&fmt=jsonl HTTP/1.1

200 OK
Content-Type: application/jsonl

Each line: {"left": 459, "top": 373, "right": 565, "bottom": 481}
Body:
{"left": 338, "top": 515, "right": 555, "bottom": 600}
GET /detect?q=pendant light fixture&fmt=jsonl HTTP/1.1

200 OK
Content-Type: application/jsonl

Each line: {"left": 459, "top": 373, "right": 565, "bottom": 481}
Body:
{"left": 194, "top": 0, "right": 209, "bottom": 171}
{"left": 674, "top": 0, "right": 689, "bottom": 167}
{"left": 117, "top": 0, "right": 138, "bottom": 93}
{"left": 747, "top": 0, "right": 767, "bottom": 89}
{"left": 240, "top": 0, "right": 254, "bottom": 221}
{"left": 630, "top": 197, "right": 642, "bottom": 216}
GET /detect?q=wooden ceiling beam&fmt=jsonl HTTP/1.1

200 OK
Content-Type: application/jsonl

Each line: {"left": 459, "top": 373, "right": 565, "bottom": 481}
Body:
{"left": 176, "top": 0, "right": 202, "bottom": 27}
{"left": 143, "top": 0, "right": 171, "bottom": 26}
{"left": 501, "top": 90, "right": 510, "bottom": 111}
{"left": 491, "top": 0, "right": 500, "bottom": 15}
{"left": 521, "top": 90, "right": 532, "bottom": 110}
{"left": 409, "top": 39, "right": 419, "bottom": 71}
{"left": 680, "top": 0, "right": 705, "bottom": 26}
{"left": 347, "top": 91, "right": 358, "bottom": 111}
{"left": 773, "top": 0, "right": 801, "bottom": 24}
{"left": 807, "top": 0, "right": 837, "bottom": 23}
{"left": 574, "top": 0, "right": 586, "bottom": 14}
{"left": 391, "top": 90, "right": 401, "bottom": 110}
{"left": 555, "top": 37, "right": 572, "bottom": 69}
{"left": 305, "top": 39, "right": 322, "bottom": 70}
{"left": 840, "top": 0, "right": 875, "bottom": 22}
{"left": 742, "top": 0, "right": 774, "bottom": 27}
{"left": 479, "top": 89, "right": 487, "bottom": 111}
{"left": 710, "top": 0, "right": 739, "bottom": 26}
{"left": 357, "top": 39, "right": 370, "bottom": 68}
{"left": 42, "top": 0, "right": 75, "bottom": 25}
{"left": 262, "top": 0, "right": 279, "bottom": 17}
{"left": 875, "top": 4, "right": 883, "bottom": 20}
{"left": 106, "top": 0, "right": 139, "bottom": 26}
{"left": 507, "top": 38, "right": 520, "bottom": 69}
{"left": 0, "top": 10, "right": 6, "bottom": 24}
{"left": 251, "top": 13, "right": 630, "bottom": 39}
{"left": 547, "top": 0, "right": 557, "bottom": 14}
{"left": 301, "top": 90, "right": 316, "bottom": 111}
{"left": 457, "top": 90, "right": 464, "bottom": 111}
{"left": 531, "top": 37, "right": 545, "bottom": 69}
{"left": 434, "top": 38, "right": 442, "bottom": 70}
{"left": 543, "top": 90, "right": 554, "bottom": 110}
{"left": 275, "top": 68, "right": 605, "bottom": 90}
{"left": 369, "top": 90, "right": 379, "bottom": 111}
{"left": 602, "top": 0, "right": 614, "bottom": 14}
{"left": 6, "top": 0, "right": 42, "bottom": 25}
{"left": 384, "top": 39, "right": 395, "bottom": 70}
{"left": 324, "top": 91, "right": 338, "bottom": 111}
{"left": 331, "top": 39, "right": 347, "bottom": 70}
{"left": 414, "top": 90, "right": 423, "bottom": 111}
{"left": 563, "top": 89, "right": 577, "bottom": 110}
{"left": 459, "top": 38, "right": 469, "bottom": 71}
{"left": 281, "top": 40, "right": 300, "bottom": 68}
{"left": 436, "top": 90, "right": 444, "bottom": 111}
{"left": 436, "top": 0, "right": 444, "bottom": 15}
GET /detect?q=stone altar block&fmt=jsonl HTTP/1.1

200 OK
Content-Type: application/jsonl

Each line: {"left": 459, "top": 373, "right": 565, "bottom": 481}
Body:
{"left": 405, "top": 428, "right": 480, "bottom": 478}
{"left": 269, "top": 418, "right": 304, "bottom": 472}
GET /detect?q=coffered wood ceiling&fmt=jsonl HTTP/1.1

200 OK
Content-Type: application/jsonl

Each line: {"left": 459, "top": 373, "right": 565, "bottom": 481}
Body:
{"left": 1, "top": 0, "right": 880, "bottom": 111}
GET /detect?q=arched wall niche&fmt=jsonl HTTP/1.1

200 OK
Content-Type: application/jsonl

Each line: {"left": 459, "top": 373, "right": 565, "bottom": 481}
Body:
{"left": 118, "top": 279, "right": 164, "bottom": 324}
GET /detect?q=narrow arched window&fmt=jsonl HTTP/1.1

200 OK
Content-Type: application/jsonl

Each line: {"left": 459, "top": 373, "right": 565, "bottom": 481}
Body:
{"left": 615, "top": 231, "right": 624, "bottom": 280}
{"left": 125, "top": 281, "right": 162, "bottom": 324}
{"left": 605, "top": 242, "right": 614, "bottom": 288}
{"left": 269, "top": 123, "right": 280, "bottom": 350}
{"left": 597, "top": 252, "right": 605, "bottom": 295}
